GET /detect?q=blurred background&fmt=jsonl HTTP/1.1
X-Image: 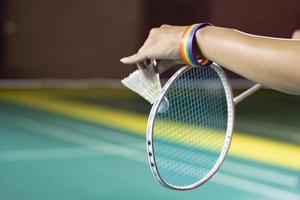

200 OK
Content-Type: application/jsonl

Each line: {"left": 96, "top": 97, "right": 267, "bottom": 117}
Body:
{"left": 1, "top": 0, "right": 300, "bottom": 78}
{"left": 0, "top": 0, "right": 299, "bottom": 200}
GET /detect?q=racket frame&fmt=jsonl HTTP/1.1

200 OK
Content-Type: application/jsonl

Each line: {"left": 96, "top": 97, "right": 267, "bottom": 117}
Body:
{"left": 146, "top": 63, "right": 235, "bottom": 190}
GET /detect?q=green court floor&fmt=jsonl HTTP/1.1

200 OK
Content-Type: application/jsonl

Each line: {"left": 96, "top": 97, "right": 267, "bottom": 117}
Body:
{"left": 0, "top": 89, "right": 299, "bottom": 200}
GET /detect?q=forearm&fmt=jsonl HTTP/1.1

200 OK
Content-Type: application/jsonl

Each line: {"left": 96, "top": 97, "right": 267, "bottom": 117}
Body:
{"left": 196, "top": 26, "right": 300, "bottom": 94}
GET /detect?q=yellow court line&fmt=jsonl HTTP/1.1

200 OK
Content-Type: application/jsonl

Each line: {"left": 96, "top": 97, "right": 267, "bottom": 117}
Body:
{"left": 0, "top": 91, "right": 300, "bottom": 170}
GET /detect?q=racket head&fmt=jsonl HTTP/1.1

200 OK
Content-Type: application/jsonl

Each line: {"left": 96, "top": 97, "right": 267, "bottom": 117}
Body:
{"left": 146, "top": 63, "right": 234, "bottom": 190}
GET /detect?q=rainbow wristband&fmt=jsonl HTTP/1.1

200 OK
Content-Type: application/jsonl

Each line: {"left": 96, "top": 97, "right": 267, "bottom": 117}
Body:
{"left": 180, "top": 23, "right": 212, "bottom": 67}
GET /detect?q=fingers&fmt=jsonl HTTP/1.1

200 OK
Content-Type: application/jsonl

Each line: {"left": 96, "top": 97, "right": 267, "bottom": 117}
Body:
{"left": 121, "top": 24, "right": 183, "bottom": 65}
{"left": 121, "top": 25, "right": 168, "bottom": 64}
{"left": 160, "top": 24, "right": 170, "bottom": 28}
{"left": 120, "top": 53, "right": 147, "bottom": 64}
{"left": 155, "top": 60, "right": 179, "bottom": 73}
{"left": 137, "top": 60, "right": 152, "bottom": 69}
{"left": 120, "top": 40, "right": 149, "bottom": 64}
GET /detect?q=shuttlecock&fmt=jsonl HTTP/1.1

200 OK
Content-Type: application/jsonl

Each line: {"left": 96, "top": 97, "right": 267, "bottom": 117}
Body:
{"left": 121, "top": 64, "right": 169, "bottom": 113}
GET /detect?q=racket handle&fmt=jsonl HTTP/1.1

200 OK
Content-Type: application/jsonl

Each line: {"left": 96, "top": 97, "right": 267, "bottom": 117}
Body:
{"left": 233, "top": 83, "right": 262, "bottom": 105}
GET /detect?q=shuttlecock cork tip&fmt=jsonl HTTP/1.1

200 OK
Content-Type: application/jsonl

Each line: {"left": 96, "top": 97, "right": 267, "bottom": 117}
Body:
{"left": 158, "top": 97, "right": 170, "bottom": 114}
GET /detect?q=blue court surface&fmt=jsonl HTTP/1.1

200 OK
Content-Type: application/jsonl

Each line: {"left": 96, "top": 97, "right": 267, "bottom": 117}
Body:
{"left": 0, "top": 88, "right": 299, "bottom": 200}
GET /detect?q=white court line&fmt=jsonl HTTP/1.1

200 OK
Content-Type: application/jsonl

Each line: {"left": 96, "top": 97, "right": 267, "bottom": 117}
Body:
{"left": 0, "top": 112, "right": 299, "bottom": 200}
{"left": 223, "top": 161, "right": 298, "bottom": 188}
{"left": 0, "top": 111, "right": 298, "bottom": 188}
{"left": 0, "top": 146, "right": 105, "bottom": 161}
{"left": 92, "top": 126, "right": 299, "bottom": 188}
{"left": 0, "top": 112, "right": 146, "bottom": 163}
{"left": 0, "top": 140, "right": 296, "bottom": 188}
{"left": 0, "top": 144, "right": 143, "bottom": 162}
{"left": 125, "top": 142, "right": 146, "bottom": 150}
{"left": 214, "top": 174, "right": 300, "bottom": 200}
{"left": 154, "top": 157, "right": 300, "bottom": 200}
{"left": 53, "top": 121, "right": 143, "bottom": 144}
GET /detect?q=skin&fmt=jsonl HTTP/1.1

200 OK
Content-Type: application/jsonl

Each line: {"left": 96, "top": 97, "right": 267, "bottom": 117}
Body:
{"left": 120, "top": 25, "right": 300, "bottom": 95}
{"left": 292, "top": 30, "right": 300, "bottom": 39}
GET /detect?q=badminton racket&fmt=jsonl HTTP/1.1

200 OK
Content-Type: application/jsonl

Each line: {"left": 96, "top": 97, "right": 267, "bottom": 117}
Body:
{"left": 146, "top": 62, "right": 261, "bottom": 190}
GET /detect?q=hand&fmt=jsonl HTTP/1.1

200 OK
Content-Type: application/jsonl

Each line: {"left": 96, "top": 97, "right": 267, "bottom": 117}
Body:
{"left": 120, "top": 25, "right": 187, "bottom": 65}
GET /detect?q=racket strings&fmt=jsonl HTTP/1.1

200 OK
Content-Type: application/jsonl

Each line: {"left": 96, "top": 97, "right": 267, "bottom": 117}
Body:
{"left": 153, "top": 67, "right": 228, "bottom": 187}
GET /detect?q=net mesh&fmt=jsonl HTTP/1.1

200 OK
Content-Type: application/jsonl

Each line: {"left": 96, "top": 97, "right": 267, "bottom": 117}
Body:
{"left": 153, "top": 66, "right": 228, "bottom": 188}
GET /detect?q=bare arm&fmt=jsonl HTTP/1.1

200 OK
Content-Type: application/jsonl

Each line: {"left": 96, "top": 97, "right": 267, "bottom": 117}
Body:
{"left": 121, "top": 25, "right": 300, "bottom": 95}
{"left": 197, "top": 26, "right": 300, "bottom": 94}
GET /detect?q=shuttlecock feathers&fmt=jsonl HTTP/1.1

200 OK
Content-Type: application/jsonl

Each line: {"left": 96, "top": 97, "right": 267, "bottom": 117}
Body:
{"left": 121, "top": 67, "right": 161, "bottom": 104}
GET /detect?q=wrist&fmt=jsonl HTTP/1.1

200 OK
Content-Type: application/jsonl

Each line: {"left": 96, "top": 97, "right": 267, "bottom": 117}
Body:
{"left": 180, "top": 23, "right": 213, "bottom": 67}
{"left": 195, "top": 25, "right": 212, "bottom": 58}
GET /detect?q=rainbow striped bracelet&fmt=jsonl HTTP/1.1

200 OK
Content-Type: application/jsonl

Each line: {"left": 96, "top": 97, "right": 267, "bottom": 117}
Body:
{"left": 180, "top": 23, "right": 212, "bottom": 67}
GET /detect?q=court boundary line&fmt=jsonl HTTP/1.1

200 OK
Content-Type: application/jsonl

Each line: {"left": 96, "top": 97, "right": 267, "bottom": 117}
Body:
{"left": 0, "top": 91, "right": 299, "bottom": 170}
{"left": 0, "top": 111, "right": 299, "bottom": 196}
{"left": 0, "top": 146, "right": 107, "bottom": 161}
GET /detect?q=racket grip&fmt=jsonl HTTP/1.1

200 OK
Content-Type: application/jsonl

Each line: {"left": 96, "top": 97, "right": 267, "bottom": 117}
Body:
{"left": 233, "top": 83, "right": 262, "bottom": 105}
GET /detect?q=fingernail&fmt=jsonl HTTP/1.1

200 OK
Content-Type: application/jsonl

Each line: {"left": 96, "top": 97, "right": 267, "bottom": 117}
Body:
{"left": 120, "top": 57, "right": 127, "bottom": 63}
